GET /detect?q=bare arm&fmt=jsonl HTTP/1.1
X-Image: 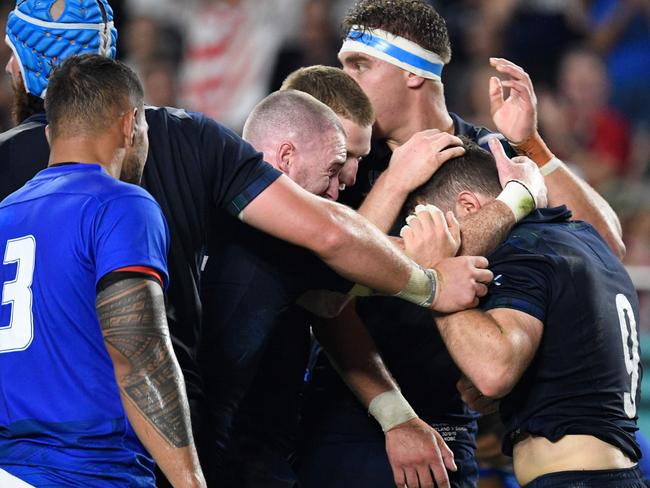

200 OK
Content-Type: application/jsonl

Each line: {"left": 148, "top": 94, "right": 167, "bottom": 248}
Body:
{"left": 313, "top": 300, "right": 456, "bottom": 488}
{"left": 96, "top": 278, "right": 205, "bottom": 488}
{"left": 241, "top": 174, "right": 411, "bottom": 294}
{"left": 241, "top": 174, "right": 491, "bottom": 313}
{"left": 435, "top": 308, "right": 543, "bottom": 398}
{"left": 489, "top": 57, "right": 625, "bottom": 259}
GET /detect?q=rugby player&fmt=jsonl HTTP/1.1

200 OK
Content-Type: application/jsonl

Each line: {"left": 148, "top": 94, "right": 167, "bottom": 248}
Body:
{"left": 404, "top": 137, "right": 644, "bottom": 487}
{"left": 299, "top": 1, "right": 627, "bottom": 487}
{"left": 0, "top": 2, "right": 494, "bottom": 484}
{"left": 0, "top": 54, "right": 205, "bottom": 487}
{"left": 280, "top": 65, "right": 374, "bottom": 191}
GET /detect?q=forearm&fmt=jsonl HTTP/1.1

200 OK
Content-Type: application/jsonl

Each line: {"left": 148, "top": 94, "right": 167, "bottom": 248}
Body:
{"left": 97, "top": 279, "right": 205, "bottom": 488}
{"left": 514, "top": 133, "right": 625, "bottom": 258}
{"left": 458, "top": 201, "right": 515, "bottom": 256}
{"left": 545, "top": 164, "right": 625, "bottom": 258}
{"left": 242, "top": 176, "right": 414, "bottom": 294}
{"left": 313, "top": 301, "right": 417, "bottom": 431}
{"left": 313, "top": 303, "right": 398, "bottom": 408}
{"left": 436, "top": 310, "right": 517, "bottom": 398}
{"left": 357, "top": 169, "right": 410, "bottom": 232}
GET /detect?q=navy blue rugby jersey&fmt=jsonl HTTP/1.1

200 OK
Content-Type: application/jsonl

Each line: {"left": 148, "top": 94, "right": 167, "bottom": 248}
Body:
{"left": 0, "top": 164, "right": 169, "bottom": 486}
{"left": 0, "top": 107, "right": 282, "bottom": 396}
{"left": 480, "top": 206, "right": 642, "bottom": 460}
{"left": 200, "top": 214, "right": 351, "bottom": 461}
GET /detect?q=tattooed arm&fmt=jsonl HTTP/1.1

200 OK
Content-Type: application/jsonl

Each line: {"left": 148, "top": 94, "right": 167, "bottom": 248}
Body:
{"left": 96, "top": 277, "right": 206, "bottom": 488}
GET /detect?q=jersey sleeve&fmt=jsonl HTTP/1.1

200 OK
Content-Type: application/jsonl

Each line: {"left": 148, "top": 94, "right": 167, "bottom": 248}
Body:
{"left": 479, "top": 249, "right": 551, "bottom": 323}
{"left": 198, "top": 114, "right": 282, "bottom": 216}
{"left": 92, "top": 194, "right": 170, "bottom": 290}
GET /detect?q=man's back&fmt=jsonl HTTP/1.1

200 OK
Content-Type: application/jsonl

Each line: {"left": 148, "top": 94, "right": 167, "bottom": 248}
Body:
{"left": 481, "top": 207, "right": 642, "bottom": 460}
{"left": 0, "top": 164, "right": 168, "bottom": 486}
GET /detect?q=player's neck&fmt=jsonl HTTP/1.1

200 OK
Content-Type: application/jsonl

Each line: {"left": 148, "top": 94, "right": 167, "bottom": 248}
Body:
{"left": 49, "top": 136, "right": 123, "bottom": 179}
{"left": 385, "top": 87, "right": 453, "bottom": 151}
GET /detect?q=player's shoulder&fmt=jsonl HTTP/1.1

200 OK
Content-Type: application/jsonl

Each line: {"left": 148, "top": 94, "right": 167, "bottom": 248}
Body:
{"left": 0, "top": 114, "right": 47, "bottom": 147}
{"left": 144, "top": 105, "right": 251, "bottom": 152}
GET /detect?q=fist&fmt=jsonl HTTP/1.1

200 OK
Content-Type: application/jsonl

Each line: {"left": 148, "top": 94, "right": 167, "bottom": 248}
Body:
{"left": 432, "top": 256, "right": 493, "bottom": 313}
{"left": 400, "top": 204, "right": 461, "bottom": 269}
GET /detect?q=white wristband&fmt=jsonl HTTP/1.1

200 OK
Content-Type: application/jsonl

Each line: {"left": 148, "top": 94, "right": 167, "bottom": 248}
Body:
{"left": 393, "top": 266, "right": 437, "bottom": 308}
{"left": 496, "top": 180, "right": 536, "bottom": 222}
{"left": 540, "top": 156, "right": 562, "bottom": 176}
{"left": 368, "top": 389, "right": 418, "bottom": 432}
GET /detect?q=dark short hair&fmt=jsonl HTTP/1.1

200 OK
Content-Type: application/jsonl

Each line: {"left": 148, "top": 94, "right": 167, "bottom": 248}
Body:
{"left": 281, "top": 65, "right": 375, "bottom": 127}
{"left": 45, "top": 54, "right": 144, "bottom": 139}
{"left": 343, "top": 0, "right": 451, "bottom": 64}
{"left": 406, "top": 137, "right": 502, "bottom": 213}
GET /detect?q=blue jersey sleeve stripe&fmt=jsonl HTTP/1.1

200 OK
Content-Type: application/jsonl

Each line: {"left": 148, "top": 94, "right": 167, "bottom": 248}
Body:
{"left": 228, "top": 169, "right": 282, "bottom": 216}
{"left": 481, "top": 296, "right": 546, "bottom": 322}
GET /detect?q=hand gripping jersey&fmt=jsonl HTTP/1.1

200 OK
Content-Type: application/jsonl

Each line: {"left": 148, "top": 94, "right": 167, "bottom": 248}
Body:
{"left": 0, "top": 164, "right": 169, "bottom": 486}
{"left": 481, "top": 207, "right": 642, "bottom": 460}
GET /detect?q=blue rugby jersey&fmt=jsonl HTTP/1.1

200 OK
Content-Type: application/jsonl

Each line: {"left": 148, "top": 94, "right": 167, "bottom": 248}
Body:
{"left": 481, "top": 206, "right": 642, "bottom": 460}
{"left": 0, "top": 164, "right": 169, "bottom": 486}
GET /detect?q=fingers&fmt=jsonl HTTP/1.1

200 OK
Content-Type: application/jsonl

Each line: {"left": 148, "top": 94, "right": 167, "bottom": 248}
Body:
{"left": 475, "top": 282, "right": 488, "bottom": 298}
{"left": 488, "top": 137, "right": 510, "bottom": 168}
{"left": 392, "top": 466, "right": 406, "bottom": 488}
{"left": 437, "top": 436, "right": 458, "bottom": 472}
{"left": 489, "top": 57, "right": 531, "bottom": 83}
{"left": 416, "top": 466, "right": 435, "bottom": 488}
{"left": 500, "top": 79, "right": 534, "bottom": 103}
{"left": 428, "top": 458, "right": 451, "bottom": 488}
{"left": 404, "top": 467, "right": 419, "bottom": 488}
{"left": 445, "top": 211, "right": 461, "bottom": 248}
{"left": 489, "top": 76, "right": 504, "bottom": 116}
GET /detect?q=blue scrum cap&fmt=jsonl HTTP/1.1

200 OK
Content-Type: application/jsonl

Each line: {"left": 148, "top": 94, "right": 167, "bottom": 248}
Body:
{"left": 6, "top": 0, "right": 117, "bottom": 98}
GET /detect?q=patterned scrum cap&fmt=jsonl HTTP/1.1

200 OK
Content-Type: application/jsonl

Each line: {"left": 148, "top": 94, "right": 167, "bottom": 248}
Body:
{"left": 5, "top": 0, "right": 118, "bottom": 98}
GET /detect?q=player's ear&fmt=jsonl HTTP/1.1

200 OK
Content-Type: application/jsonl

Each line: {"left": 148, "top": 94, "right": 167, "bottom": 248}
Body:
{"left": 44, "top": 125, "right": 51, "bottom": 145}
{"left": 277, "top": 142, "right": 295, "bottom": 174}
{"left": 121, "top": 108, "right": 137, "bottom": 147}
{"left": 456, "top": 191, "right": 481, "bottom": 215}
{"left": 406, "top": 72, "right": 426, "bottom": 89}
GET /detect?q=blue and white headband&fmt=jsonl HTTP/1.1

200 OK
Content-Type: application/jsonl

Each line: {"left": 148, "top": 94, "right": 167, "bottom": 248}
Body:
{"left": 5, "top": 0, "right": 117, "bottom": 98}
{"left": 340, "top": 26, "right": 445, "bottom": 81}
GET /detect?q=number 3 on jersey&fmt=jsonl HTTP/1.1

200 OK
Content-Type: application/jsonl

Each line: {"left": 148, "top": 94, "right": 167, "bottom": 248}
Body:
{"left": 617, "top": 293, "right": 640, "bottom": 419}
{"left": 0, "top": 236, "right": 36, "bottom": 353}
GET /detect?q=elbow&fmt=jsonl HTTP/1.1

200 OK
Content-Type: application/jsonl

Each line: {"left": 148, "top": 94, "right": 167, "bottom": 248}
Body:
{"left": 313, "top": 203, "right": 355, "bottom": 260}
{"left": 472, "top": 365, "right": 517, "bottom": 399}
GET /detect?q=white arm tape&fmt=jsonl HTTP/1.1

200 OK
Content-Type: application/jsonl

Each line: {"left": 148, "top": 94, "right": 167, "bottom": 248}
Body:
{"left": 540, "top": 156, "right": 563, "bottom": 176}
{"left": 496, "top": 180, "right": 536, "bottom": 222}
{"left": 368, "top": 389, "right": 418, "bottom": 432}
{"left": 393, "top": 266, "right": 437, "bottom": 308}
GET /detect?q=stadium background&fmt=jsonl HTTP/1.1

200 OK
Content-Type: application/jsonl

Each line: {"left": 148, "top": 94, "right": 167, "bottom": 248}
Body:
{"left": 0, "top": 0, "right": 648, "bottom": 466}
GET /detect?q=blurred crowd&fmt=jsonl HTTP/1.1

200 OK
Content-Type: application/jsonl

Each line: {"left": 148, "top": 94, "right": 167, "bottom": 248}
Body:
{"left": 1, "top": 0, "right": 648, "bottom": 318}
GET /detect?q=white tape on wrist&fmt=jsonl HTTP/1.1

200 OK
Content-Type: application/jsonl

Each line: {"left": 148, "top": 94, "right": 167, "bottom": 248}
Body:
{"left": 540, "top": 156, "right": 563, "bottom": 177}
{"left": 368, "top": 389, "right": 418, "bottom": 432}
{"left": 393, "top": 265, "right": 437, "bottom": 308}
{"left": 496, "top": 180, "right": 536, "bottom": 222}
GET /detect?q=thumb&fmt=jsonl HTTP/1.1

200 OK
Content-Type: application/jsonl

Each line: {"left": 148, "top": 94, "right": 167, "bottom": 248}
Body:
{"left": 489, "top": 76, "right": 504, "bottom": 116}
{"left": 446, "top": 211, "right": 461, "bottom": 249}
{"left": 488, "top": 137, "right": 512, "bottom": 175}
